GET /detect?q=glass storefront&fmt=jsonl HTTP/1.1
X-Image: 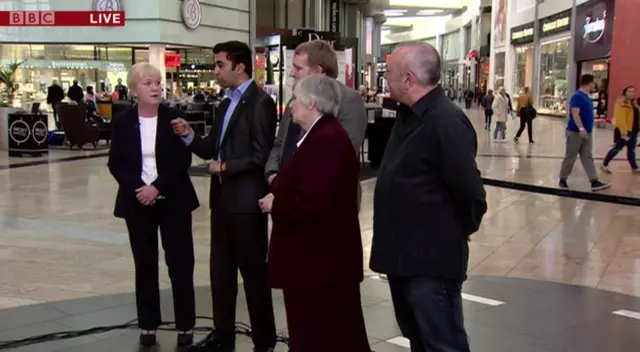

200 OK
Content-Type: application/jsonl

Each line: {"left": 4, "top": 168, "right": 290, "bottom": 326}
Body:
{"left": 1, "top": 44, "right": 132, "bottom": 110}
{"left": 0, "top": 44, "right": 216, "bottom": 110}
{"left": 580, "top": 58, "right": 610, "bottom": 119}
{"left": 538, "top": 38, "right": 570, "bottom": 116}
{"left": 494, "top": 51, "right": 506, "bottom": 88}
{"left": 513, "top": 44, "right": 534, "bottom": 97}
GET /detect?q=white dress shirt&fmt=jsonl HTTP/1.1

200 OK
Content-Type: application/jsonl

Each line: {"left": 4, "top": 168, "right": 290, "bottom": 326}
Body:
{"left": 139, "top": 116, "right": 158, "bottom": 185}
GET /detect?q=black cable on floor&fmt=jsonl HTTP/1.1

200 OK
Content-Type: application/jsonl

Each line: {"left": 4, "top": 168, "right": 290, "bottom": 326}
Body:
{"left": 0, "top": 317, "right": 290, "bottom": 350}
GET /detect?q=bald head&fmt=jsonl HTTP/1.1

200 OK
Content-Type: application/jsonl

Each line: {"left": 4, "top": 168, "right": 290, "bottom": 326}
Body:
{"left": 386, "top": 42, "right": 441, "bottom": 105}
{"left": 395, "top": 42, "right": 441, "bottom": 86}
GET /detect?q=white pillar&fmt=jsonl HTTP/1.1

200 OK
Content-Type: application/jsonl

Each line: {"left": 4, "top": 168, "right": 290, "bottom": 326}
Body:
{"left": 148, "top": 45, "right": 166, "bottom": 98}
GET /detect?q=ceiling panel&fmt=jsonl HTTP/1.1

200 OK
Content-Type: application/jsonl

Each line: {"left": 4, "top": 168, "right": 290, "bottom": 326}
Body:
{"left": 388, "top": 0, "right": 467, "bottom": 8}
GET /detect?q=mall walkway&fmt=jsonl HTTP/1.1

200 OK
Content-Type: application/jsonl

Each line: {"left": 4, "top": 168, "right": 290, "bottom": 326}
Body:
{"left": 0, "top": 108, "right": 639, "bottom": 351}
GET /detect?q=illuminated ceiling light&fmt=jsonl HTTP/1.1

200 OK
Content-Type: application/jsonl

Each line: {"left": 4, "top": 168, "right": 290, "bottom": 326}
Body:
{"left": 385, "top": 12, "right": 405, "bottom": 16}
{"left": 417, "top": 9, "right": 443, "bottom": 15}
{"left": 389, "top": 0, "right": 466, "bottom": 8}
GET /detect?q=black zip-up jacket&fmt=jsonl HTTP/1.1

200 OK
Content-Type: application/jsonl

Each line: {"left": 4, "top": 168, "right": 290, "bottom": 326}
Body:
{"left": 370, "top": 87, "right": 487, "bottom": 281}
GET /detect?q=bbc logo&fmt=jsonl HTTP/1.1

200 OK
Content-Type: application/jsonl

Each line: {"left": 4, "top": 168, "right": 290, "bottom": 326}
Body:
{"left": 9, "top": 11, "right": 55, "bottom": 25}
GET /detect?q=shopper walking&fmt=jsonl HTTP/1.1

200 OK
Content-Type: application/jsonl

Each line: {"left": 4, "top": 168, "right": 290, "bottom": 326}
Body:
{"left": 559, "top": 74, "right": 610, "bottom": 191}
{"left": 513, "top": 86, "right": 535, "bottom": 143}
{"left": 482, "top": 89, "right": 495, "bottom": 131}
{"left": 601, "top": 86, "right": 640, "bottom": 174}
{"left": 492, "top": 87, "right": 509, "bottom": 141}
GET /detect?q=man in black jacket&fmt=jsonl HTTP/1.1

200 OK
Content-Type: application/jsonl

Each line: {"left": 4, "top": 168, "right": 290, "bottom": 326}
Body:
{"left": 370, "top": 42, "right": 487, "bottom": 352}
{"left": 172, "top": 41, "right": 278, "bottom": 352}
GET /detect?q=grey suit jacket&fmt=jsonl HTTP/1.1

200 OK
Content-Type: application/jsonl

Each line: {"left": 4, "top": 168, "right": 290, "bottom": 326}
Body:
{"left": 265, "top": 81, "right": 367, "bottom": 178}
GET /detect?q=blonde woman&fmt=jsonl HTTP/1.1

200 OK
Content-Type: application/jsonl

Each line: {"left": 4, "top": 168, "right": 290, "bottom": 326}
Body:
{"left": 514, "top": 86, "right": 535, "bottom": 143}
{"left": 492, "top": 87, "right": 509, "bottom": 141}
{"left": 107, "top": 63, "right": 199, "bottom": 347}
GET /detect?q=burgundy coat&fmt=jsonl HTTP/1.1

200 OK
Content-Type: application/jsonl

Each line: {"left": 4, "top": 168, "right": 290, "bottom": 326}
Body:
{"left": 267, "top": 115, "right": 363, "bottom": 290}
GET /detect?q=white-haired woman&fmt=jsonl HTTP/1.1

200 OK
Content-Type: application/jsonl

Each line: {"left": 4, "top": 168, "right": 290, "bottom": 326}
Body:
{"left": 492, "top": 87, "right": 509, "bottom": 141}
{"left": 258, "top": 75, "right": 370, "bottom": 352}
{"left": 107, "top": 63, "right": 199, "bottom": 347}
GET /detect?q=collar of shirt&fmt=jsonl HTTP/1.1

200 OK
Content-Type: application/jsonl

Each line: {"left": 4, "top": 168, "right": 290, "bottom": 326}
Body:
{"left": 297, "top": 114, "right": 324, "bottom": 147}
{"left": 397, "top": 86, "right": 445, "bottom": 118}
{"left": 225, "top": 79, "right": 253, "bottom": 102}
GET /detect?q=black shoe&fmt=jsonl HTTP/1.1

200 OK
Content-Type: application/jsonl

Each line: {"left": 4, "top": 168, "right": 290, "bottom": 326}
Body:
{"left": 139, "top": 332, "right": 157, "bottom": 347}
{"left": 559, "top": 179, "right": 569, "bottom": 189}
{"left": 177, "top": 332, "right": 194, "bottom": 347}
{"left": 591, "top": 180, "right": 611, "bottom": 192}
{"left": 187, "top": 332, "right": 234, "bottom": 352}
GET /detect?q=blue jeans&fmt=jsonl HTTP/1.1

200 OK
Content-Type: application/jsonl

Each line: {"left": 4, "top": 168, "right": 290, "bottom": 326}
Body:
{"left": 388, "top": 276, "right": 470, "bottom": 352}
{"left": 603, "top": 131, "right": 638, "bottom": 169}
{"left": 494, "top": 121, "right": 506, "bottom": 140}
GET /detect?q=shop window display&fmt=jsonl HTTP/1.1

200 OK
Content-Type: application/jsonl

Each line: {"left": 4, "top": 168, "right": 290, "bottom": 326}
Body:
{"left": 513, "top": 44, "right": 534, "bottom": 97}
{"left": 494, "top": 52, "right": 506, "bottom": 88}
{"left": 538, "top": 39, "right": 570, "bottom": 116}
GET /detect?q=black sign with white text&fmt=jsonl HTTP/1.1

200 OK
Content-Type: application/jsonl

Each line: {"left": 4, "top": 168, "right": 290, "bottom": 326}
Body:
{"left": 8, "top": 113, "right": 48, "bottom": 157}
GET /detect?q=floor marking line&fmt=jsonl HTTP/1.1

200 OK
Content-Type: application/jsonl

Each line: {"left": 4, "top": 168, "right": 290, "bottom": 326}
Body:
{"left": 386, "top": 336, "right": 410, "bottom": 348}
{"left": 612, "top": 309, "right": 640, "bottom": 320}
{"left": 461, "top": 293, "right": 505, "bottom": 306}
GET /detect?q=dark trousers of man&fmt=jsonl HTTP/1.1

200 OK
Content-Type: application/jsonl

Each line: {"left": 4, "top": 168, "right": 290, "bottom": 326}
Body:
{"left": 388, "top": 276, "right": 470, "bottom": 352}
{"left": 124, "top": 201, "right": 196, "bottom": 331}
{"left": 210, "top": 205, "right": 277, "bottom": 349}
{"left": 50, "top": 102, "right": 60, "bottom": 129}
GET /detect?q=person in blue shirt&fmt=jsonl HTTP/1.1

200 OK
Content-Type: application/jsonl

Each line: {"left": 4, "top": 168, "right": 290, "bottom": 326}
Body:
{"left": 559, "top": 74, "right": 610, "bottom": 191}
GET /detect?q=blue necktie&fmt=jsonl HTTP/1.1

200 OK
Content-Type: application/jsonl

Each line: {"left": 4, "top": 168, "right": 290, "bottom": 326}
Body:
{"left": 281, "top": 122, "right": 301, "bottom": 167}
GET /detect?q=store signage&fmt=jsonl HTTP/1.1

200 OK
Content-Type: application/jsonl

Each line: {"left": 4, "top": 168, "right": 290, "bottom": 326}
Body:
{"left": 574, "top": 0, "right": 615, "bottom": 62}
{"left": 181, "top": 0, "right": 202, "bottom": 30}
{"left": 583, "top": 10, "right": 607, "bottom": 43}
{"left": 510, "top": 22, "right": 535, "bottom": 45}
{"left": 295, "top": 29, "right": 339, "bottom": 48}
{"left": 329, "top": 0, "right": 339, "bottom": 33}
{"left": 92, "top": 0, "right": 122, "bottom": 11}
{"left": 165, "top": 53, "right": 181, "bottom": 67}
{"left": 539, "top": 9, "right": 571, "bottom": 37}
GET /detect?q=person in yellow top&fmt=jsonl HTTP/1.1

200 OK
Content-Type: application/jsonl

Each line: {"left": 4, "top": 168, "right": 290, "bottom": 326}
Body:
{"left": 514, "top": 86, "right": 535, "bottom": 143}
{"left": 601, "top": 86, "right": 639, "bottom": 173}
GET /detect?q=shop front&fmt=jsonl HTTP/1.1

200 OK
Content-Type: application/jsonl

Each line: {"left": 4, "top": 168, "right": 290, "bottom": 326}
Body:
{"left": 510, "top": 22, "right": 535, "bottom": 98}
{"left": 573, "top": 0, "right": 615, "bottom": 121}
{"left": 0, "top": 0, "right": 251, "bottom": 132}
{"left": 537, "top": 9, "right": 572, "bottom": 117}
{"left": 493, "top": 50, "right": 506, "bottom": 89}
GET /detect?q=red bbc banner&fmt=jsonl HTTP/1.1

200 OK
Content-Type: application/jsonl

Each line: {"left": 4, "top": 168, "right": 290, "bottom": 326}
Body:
{"left": 0, "top": 11, "right": 125, "bottom": 27}
{"left": 164, "top": 53, "right": 181, "bottom": 68}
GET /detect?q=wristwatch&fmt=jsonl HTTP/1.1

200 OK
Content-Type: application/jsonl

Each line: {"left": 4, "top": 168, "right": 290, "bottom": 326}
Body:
{"left": 579, "top": 127, "right": 585, "bottom": 132}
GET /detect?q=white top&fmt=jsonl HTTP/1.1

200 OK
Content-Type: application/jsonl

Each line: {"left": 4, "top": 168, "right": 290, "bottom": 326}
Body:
{"left": 297, "top": 115, "right": 323, "bottom": 147}
{"left": 139, "top": 116, "right": 158, "bottom": 185}
{"left": 492, "top": 95, "right": 509, "bottom": 122}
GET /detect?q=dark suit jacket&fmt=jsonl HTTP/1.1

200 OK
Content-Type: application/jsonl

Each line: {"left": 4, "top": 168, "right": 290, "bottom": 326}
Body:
{"left": 188, "top": 80, "right": 277, "bottom": 213}
{"left": 108, "top": 105, "right": 199, "bottom": 218}
{"left": 267, "top": 115, "right": 363, "bottom": 290}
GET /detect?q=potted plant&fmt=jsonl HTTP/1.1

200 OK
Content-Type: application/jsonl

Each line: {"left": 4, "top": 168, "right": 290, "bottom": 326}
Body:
{"left": 0, "top": 61, "right": 23, "bottom": 150}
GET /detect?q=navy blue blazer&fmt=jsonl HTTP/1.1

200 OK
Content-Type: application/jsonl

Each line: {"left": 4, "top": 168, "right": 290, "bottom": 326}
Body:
{"left": 107, "top": 104, "right": 199, "bottom": 218}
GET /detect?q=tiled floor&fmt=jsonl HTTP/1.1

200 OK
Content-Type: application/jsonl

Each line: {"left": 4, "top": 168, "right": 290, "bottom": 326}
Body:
{"left": 2, "top": 276, "right": 640, "bottom": 351}
{"left": 0, "top": 107, "right": 639, "bottom": 350}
